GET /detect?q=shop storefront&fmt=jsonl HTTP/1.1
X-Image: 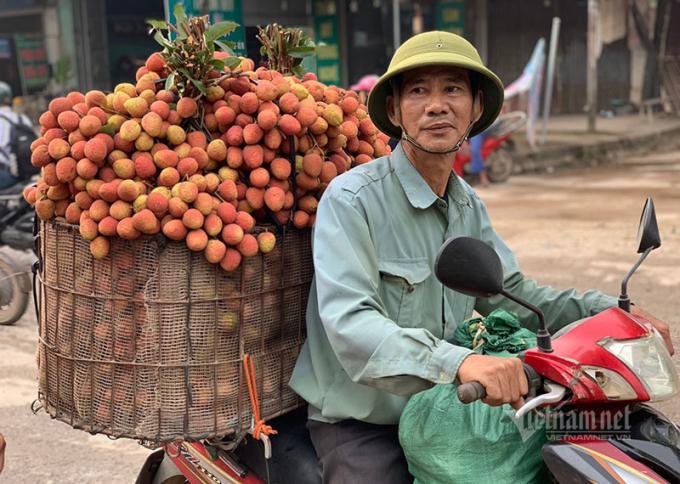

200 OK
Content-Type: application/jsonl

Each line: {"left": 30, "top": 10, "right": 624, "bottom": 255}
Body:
{"left": 0, "top": 1, "right": 52, "bottom": 97}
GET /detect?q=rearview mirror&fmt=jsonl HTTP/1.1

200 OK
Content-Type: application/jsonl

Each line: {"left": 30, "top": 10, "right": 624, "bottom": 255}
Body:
{"left": 619, "top": 197, "right": 661, "bottom": 312}
{"left": 434, "top": 236, "right": 553, "bottom": 352}
{"left": 636, "top": 197, "right": 661, "bottom": 253}
{"left": 434, "top": 237, "right": 504, "bottom": 298}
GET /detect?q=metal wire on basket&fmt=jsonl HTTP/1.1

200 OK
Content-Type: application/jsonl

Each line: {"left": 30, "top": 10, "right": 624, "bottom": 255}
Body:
{"left": 36, "top": 219, "right": 312, "bottom": 447}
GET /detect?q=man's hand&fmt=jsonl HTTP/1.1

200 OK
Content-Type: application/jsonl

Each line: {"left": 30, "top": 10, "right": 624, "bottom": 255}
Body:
{"left": 631, "top": 305, "right": 675, "bottom": 355}
{"left": 457, "top": 354, "right": 528, "bottom": 410}
{"left": 0, "top": 433, "right": 5, "bottom": 474}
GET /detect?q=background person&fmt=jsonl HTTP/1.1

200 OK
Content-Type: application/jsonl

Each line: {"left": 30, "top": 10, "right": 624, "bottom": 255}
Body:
{"left": 0, "top": 81, "right": 35, "bottom": 189}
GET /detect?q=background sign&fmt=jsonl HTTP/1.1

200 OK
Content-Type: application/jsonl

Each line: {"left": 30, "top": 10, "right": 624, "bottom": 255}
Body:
{"left": 313, "top": 0, "right": 342, "bottom": 86}
{"left": 436, "top": 1, "right": 466, "bottom": 36}
{"left": 15, "top": 34, "right": 49, "bottom": 92}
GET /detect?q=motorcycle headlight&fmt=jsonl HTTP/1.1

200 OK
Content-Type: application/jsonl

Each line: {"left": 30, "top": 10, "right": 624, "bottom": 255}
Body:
{"left": 601, "top": 328, "right": 680, "bottom": 402}
{"left": 582, "top": 366, "right": 638, "bottom": 400}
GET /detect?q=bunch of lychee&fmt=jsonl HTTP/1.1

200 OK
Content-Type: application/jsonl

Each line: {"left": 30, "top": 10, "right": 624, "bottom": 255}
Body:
{"left": 23, "top": 51, "right": 390, "bottom": 271}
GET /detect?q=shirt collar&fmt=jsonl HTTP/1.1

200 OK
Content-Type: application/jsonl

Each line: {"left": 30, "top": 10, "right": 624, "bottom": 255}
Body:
{"left": 390, "top": 142, "right": 471, "bottom": 209}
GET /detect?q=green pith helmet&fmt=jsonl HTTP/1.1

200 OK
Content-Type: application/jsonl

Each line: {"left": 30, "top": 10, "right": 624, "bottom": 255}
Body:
{"left": 0, "top": 82, "right": 11, "bottom": 105}
{"left": 368, "top": 31, "right": 504, "bottom": 139}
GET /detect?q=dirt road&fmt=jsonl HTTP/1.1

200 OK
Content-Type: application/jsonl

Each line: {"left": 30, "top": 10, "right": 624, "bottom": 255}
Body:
{"left": 1, "top": 147, "right": 679, "bottom": 483}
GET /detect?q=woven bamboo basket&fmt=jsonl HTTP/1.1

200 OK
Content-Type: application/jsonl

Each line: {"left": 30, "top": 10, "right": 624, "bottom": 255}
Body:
{"left": 36, "top": 219, "right": 312, "bottom": 445}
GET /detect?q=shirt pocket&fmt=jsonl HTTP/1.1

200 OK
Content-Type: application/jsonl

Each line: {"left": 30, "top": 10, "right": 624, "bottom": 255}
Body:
{"left": 377, "top": 258, "right": 432, "bottom": 328}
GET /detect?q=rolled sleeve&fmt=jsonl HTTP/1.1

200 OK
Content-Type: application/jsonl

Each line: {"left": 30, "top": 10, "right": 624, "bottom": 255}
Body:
{"left": 428, "top": 340, "right": 474, "bottom": 383}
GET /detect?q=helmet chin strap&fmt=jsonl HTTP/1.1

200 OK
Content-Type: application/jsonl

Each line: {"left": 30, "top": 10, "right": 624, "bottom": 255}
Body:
{"left": 399, "top": 122, "right": 474, "bottom": 155}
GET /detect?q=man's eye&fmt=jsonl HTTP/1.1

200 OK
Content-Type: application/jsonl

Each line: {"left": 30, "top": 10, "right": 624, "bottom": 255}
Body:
{"left": 410, "top": 87, "right": 425, "bottom": 95}
{"left": 446, "top": 85, "right": 462, "bottom": 93}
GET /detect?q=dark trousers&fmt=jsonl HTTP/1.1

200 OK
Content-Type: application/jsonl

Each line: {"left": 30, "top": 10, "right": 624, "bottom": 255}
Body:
{"left": 307, "top": 418, "right": 414, "bottom": 484}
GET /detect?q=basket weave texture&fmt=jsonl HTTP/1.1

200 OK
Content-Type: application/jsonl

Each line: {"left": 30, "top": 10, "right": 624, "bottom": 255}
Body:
{"left": 37, "top": 219, "right": 312, "bottom": 445}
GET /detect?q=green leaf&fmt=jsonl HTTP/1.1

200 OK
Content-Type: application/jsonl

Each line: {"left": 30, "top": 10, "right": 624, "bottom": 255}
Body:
{"left": 223, "top": 57, "right": 242, "bottom": 70}
{"left": 153, "top": 30, "right": 172, "bottom": 49}
{"left": 98, "top": 123, "right": 117, "bottom": 136}
{"left": 191, "top": 78, "right": 208, "bottom": 95}
{"left": 288, "top": 48, "right": 315, "bottom": 59}
{"left": 288, "top": 46, "right": 316, "bottom": 54}
{"left": 173, "top": 4, "right": 187, "bottom": 26}
{"left": 205, "top": 21, "right": 239, "bottom": 43}
{"left": 292, "top": 65, "right": 305, "bottom": 77}
{"left": 205, "top": 37, "right": 215, "bottom": 54}
{"left": 214, "top": 40, "right": 235, "bottom": 54}
{"left": 146, "top": 18, "right": 168, "bottom": 30}
{"left": 165, "top": 72, "right": 175, "bottom": 91}
{"left": 210, "top": 59, "right": 225, "bottom": 71}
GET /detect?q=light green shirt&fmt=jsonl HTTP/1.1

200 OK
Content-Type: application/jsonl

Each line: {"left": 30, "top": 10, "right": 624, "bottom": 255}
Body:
{"left": 289, "top": 143, "right": 616, "bottom": 425}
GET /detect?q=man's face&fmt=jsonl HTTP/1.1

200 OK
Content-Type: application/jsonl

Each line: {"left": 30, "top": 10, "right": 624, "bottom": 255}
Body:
{"left": 388, "top": 66, "right": 480, "bottom": 152}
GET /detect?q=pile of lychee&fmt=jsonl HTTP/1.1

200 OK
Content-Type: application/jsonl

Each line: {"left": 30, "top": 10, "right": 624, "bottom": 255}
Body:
{"left": 24, "top": 51, "right": 391, "bottom": 272}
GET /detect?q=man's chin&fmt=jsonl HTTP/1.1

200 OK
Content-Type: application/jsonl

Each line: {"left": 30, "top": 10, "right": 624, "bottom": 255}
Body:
{"left": 410, "top": 137, "right": 459, "bottom": 154}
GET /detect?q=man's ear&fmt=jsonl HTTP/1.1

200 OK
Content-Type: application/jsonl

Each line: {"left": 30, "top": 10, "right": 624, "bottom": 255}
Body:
{"left": 386, "top": 95, "right": 400, "bottom": 127}
{"left": 471, "top": 90, "right": 484, "bottom": 124}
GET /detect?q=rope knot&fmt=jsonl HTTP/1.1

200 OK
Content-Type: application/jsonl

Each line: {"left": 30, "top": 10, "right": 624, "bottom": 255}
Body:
{"left": 243, "top": 354, "right": 277, "bottom": 441}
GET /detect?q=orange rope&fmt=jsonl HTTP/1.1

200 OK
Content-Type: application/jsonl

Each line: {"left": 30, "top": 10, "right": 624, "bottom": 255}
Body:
{"left": 242, "top": 353, "right": 277, "bottom": 440}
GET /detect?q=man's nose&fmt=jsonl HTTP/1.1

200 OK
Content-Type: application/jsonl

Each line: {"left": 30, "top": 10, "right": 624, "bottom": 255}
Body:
{"left": 424, "top": 93, "right": 450, "bottom": 115}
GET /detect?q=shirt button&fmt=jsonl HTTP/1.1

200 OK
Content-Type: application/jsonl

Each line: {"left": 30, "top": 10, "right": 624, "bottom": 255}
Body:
{"left": 407, "top": 285, "right": 415, "bottom": 293}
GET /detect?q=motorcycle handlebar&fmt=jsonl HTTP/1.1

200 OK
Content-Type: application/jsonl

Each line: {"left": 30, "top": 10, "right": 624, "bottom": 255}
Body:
{"left": 457, "top": 363, "right": 542, "bottom": 404}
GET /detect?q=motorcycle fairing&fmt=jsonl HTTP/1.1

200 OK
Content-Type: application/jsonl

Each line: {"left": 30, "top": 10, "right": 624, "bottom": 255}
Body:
{"left": 524, "top": 307, "right": 652, "bottom": 403}
{"left": 167, "top": 441, "right": 263, "bottom": 484}
{"left": 542, "top": 439, "right": 667, "bottom": 483}
{"left": 611, "top": 439, "right": 680, "bottom": 482}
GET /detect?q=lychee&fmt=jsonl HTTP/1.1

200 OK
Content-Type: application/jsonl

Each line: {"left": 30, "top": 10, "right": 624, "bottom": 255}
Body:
{"left": 257, "top": 232, "right": 276, "bottom": 254}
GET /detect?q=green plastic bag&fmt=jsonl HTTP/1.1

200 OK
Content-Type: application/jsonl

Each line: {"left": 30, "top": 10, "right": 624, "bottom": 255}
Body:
{"left": 454, "top": 309, "right": 537, "bottom": 357}
{"left": 399, "top": 310, "right": 548, "bottom": 483}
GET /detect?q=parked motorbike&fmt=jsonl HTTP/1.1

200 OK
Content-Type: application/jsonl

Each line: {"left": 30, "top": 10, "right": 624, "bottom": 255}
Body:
{"left": 138, "top": 197, "right": 679, "bottom": 484}
{"left": 0, "top": 179, "right": 35, "bottom": 325}
{"left": 435, "top": 197, "right": 680, "bottom": 482}
{"left": 453, "top": 110, "right": 526, "bottom": 183}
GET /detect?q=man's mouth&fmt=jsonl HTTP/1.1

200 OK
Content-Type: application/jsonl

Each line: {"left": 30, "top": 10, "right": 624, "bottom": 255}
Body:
{"left": 424, "top": 123, "right": 455, "bottom": 132}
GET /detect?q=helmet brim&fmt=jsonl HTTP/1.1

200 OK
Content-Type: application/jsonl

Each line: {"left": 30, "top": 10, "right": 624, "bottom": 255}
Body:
{"left": 367, "top": 51, "right": 505, "bottom": 140}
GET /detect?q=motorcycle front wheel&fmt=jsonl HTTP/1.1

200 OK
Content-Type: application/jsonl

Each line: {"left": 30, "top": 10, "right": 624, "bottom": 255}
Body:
{"left": 0, "top": 256, "right": 29, "bottom": 325}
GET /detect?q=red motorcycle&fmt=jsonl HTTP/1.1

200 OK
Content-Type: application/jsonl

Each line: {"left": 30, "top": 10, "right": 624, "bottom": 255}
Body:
{"left": 437, "top": 197, "right": 680, "bottom": 483}
{"left": 138, "top": 199, "right": 680, "bottom": 484}
{"left": 453, "top": 110, "right": 526, "bottom": 183}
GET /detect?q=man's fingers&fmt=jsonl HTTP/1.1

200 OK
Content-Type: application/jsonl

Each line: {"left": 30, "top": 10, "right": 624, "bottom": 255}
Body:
{"left": 519, "top": 372, "right": 529, "bottom": 397}
{"left": 457, "top": 354, "right": 532, "bottom": 406}
{"left": 630, "top": 306, "right": 674, "bottom": 355}
{"left": 663, "top": 335, "right": 675, "bottom": 356}
{"left": 511, "top": 397, "right": 526, "bottom": 411}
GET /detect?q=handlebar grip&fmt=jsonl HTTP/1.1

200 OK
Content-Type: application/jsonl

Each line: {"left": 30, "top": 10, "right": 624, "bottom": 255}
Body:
{"left": 457, "top": 363, "right": 543, "bottom": 404}
{"left": 457, "top": 381, "right": 486, "bottom": 404}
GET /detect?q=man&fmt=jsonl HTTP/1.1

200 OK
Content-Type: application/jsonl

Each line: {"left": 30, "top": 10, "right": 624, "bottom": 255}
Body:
{"left": 468, "top": 130, "right": 490, "bottom": 185}
{"left": 0, "top": 81, "right": 34, "bottom": 189}
{"left": 289, "top": 31, "right": 673, "bottom": 483}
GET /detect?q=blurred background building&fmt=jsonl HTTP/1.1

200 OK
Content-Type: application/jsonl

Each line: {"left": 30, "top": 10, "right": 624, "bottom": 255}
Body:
{"left": 0, "top": 0, "right": 678, "bottom": 116}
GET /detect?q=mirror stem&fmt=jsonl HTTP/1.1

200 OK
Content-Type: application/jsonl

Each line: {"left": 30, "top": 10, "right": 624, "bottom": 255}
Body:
{"left": 619, "top": 247, "right": 653, "bottom": 312}
{"left": 500, "top": 289, "right": 553, "bottom": 353}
